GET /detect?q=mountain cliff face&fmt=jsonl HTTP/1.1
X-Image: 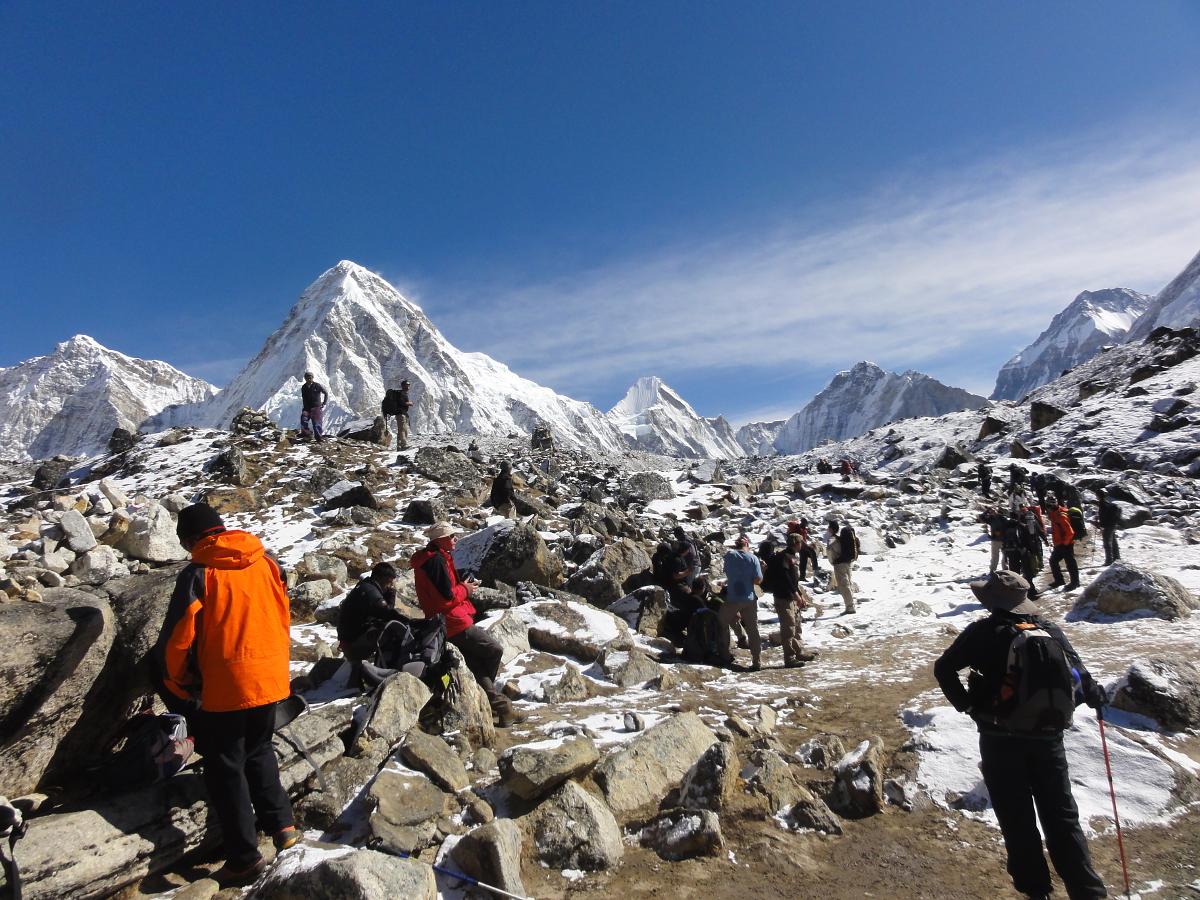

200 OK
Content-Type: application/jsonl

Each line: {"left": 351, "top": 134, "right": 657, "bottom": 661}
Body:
{"left": 991, "top": 288, "right": 1151, "bottom": 401}
{"left": 771, "top": 361, "right": 988, "bottom": 455}
{"left": 607, "top": 376, "right": 743, "bottom": 459}
{"left": 1125, "top": 247, "right": 1200, "bottom": 343}
{"left": 735, "top": 420, "right": 784, "bottom": 456}
{"left": 0, "top": 335, "right": 216, "bottom": 461}
{"left": 155, "top": 261, "right": 629, "bottom": 453}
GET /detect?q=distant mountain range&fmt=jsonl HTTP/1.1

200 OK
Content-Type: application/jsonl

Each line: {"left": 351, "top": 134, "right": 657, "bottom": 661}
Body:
{"left": 3, "top": 245, "right": 1198, "bottom": 462}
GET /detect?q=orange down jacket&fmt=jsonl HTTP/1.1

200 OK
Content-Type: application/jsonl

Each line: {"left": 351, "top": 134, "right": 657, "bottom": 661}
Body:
{"left": 1049, "top": 506, "right": 1076, "bottom": 547}
{"left": 156, "top": 530, "right": 291, "bottom": 712}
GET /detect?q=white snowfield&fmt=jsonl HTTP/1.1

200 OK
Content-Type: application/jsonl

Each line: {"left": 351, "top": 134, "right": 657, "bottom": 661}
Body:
{"left": 608, "top": 375, "right": 744, "bottom": 459}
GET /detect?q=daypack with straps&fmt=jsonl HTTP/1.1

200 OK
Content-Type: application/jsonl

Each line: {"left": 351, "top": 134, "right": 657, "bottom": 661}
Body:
{"left": 1068, "top": 506, "right": 1087, "bottom": 538}
{"left": 376, "top": 614, "right": 447, "bottom": 682}
{"left": 381, "top": 389, "right": 404, "bottom": 416}
{"left": 840, "top": 526, "right": 860, "bottom": 562}
{"left": 101, "top": 711, "right": 193, "bottom": 792}
{"left": 682, "top": 607, "right": 722, "bottom": 664}
{"left": 986, "top": 621, "right": 1078, "bottom": 733}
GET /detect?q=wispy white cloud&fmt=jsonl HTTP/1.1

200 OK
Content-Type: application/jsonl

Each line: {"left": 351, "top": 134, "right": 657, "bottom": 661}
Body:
{"left": 431, "top": 129, "right": 1200, "bottom": 411}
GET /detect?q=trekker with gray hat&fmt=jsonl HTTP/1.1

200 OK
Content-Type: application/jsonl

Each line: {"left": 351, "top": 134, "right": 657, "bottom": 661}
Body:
{"left": 934, "top": 570, "right": 1109, "bottom": 900}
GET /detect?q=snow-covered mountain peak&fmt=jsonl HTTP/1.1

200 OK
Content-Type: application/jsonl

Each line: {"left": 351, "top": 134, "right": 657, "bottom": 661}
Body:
{"left": 607, "top": 376, "right": 742, "bottom": 459}
{"left": 1125, "top": 247, "right": 1200, "bottom": 343}
{"left": 991, "top": 287, "right": 1151, "bottom": 401}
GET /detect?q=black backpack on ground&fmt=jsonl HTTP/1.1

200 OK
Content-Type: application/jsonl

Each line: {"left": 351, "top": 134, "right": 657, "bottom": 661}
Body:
{"left": 100, "top": 711, "right": 193, "bottom": 792}
{"left": 977, "top": 620, "right": 1078, "bottom": 733}
{"left": 682, "top": 607, "right": 723, "bottom": 664}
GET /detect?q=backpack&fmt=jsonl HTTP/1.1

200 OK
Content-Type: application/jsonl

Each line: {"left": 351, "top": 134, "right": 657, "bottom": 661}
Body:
{"left": 840, "top": 526, "right": 860, "bottom": 562}
{"left": 102, "top": 712, "right": 193, "bottom": 791}
{"left": 682, "top": 608, "right": 722, "bottom": 664}
{"left": 989, "top": 621, "right": 1078, "bottom": 733}
{"left": 1068, "top": 507, "right": 1087, "bottom": 538}
{"left": 381, "top": 389, "right": 403, "bottom": 416}
{"left": 375, "top": 614, "right": 448, "bottom": 683}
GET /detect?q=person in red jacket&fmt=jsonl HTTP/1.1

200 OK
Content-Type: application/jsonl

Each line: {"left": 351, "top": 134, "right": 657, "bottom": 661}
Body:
{"left": 155, "top": 505, "right": 298, "bottom": 885}
{"left": 411, "top": 523, "right": 515, "bottom": 725}
{"left": 1046, "top": 493, "right": 1081, "bottom": 590}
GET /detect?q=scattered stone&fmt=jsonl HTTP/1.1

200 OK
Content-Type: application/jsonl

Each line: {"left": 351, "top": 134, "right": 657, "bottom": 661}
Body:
{"left": 399, "top": 730, "right": 471, "bottom": 792}
{"left": 58, "top": 509, "right": 97, "bottom": 554}
{"left": 98, "top": 478, "right": 129, "bottom": 509}
{"left": 402, "top": 498, "right": 447, "bottom": 525}
{"left": 289, "top": 579, "right": 333, "bottom": 623}
{"left": 795, "top": 734, "right": 847, "bottom": 770}
{"left": 829, "top": 736, "right": 887, "bottom": 818}
{"left": 1112, "top": 657, "right": 1200, "bottom": 732}
{"left": 296, "top": 552, "right": 348, "bottom": 587}
{"left": 70, "top": 545, "right": 130, "bottom": 584}
{"left": 598, "top": 645, "right": 664, "bottom": 687}
{"left": 498, "top": 734, "right": 600, "bottom": 800}
{"left": 520, "top": 780, "right": 623, "bottom": 871}
{"left": 231, "top": 407, "right": 276, "bottom": 434}
{"left": 594, "top": 712, "right": 718, "bottom": 819}
{"left": 448, "top": 819, "right": 527, "bottom": 900}
{"left": 321, "top": 480, "right": 379, "bottom": 511}
{"left": 678, "top": 740, "right": 739, "bottom": 811}
{"left": 364, "top": 673, "right": 433, "bottom": 746}
{"left": 639, "top": 808, "right": 723, "bottom": 860}
{"left": 1075, "top": 562, "right": 1199, "bottom": 621}
{"left": 255, "top": 846, "right": 436, "bottom": 899}
{"left": 368, "top": 769, "right": 453, "bottom": 854}
{"left": 208, "top": 447, "right": 253, "bottom": 486}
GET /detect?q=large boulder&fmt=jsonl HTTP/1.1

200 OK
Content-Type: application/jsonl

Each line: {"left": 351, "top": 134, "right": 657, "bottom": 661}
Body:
{"left": 0, "top": 589, "right": 115, "bottom": 796}
{"left": 296, "top": 552, "right": 348, "bottom": 588}
{"left": 607, "top": 585, "right": 669, "bottom": 636}
{"left": 368, "top": 769, "right": 454, "bottom": 854}
{"left": 480, "top": 609, "right": 530, "bottom": 665}
{"left": 411, "top": 447, "right": 484, "bottom": 495}
{"left": 638, "top": 808, "right": 723, "bottom": 860}
{"left": 598, "top": 645, "right": 664, "bottom": 687}
{"left": 746, "top": 749, "right": 842, "bottom": 833}
{"left": 337, "top": 416, "right": 390, "bottom": 445}
{"left": 564, "top": 539, "right": 653, "bottom": 606}
{"left": 116, "top": 503, "right": 187, "bottom": 563}
{"left": 434, "top": 644, "right": 496, "bottom": 750}
{"left": 1074, "top": 562, "right": 1199, "bottom": 621}
{"left": 678, "top": 740, "right": 740, "bottom": 811}
{"left": 207, "top": 447, "right": 254, "bottom": 486}
{"left": 520, "top": 781, "right": 623, "bottom": 871}
{"left": 399, "top": 729, "right": 470, "bottom": 792}
{"left": 934, "top": 444, "right": 972, "bottom": 469}
{"left": 448, "top": 819, "right": 526, "bottom": 899}
{"left": 498, "top": 734, "right": 600, "bottom": 800}
{"left": 621, "top": 472, "right": 675, "bottom": 504}
{"left": 829, "top": 736, "right": 887, "bottom": 818}
{"left": 363, "top": 673, "right": 433, "bottom": 746}
{"left": 254, "top": 845, "right": 436, "bottom": 899}
{"left": 1112, "top": 657, "right": 1200, "bottom": 732}
{"left": 58, "top": 509, "right": 98, "bottom": 554}
{"left": 321, "top": 480, "right": 379, "bottom": 511}
{"left": 32, "top": 456, "right": 75, "bottom": 491}
{"left": 510, "top": 599, "right": 633, "bottom": 662}
{"left": 1031, "top": 401, "right": 1068, "bottom": 431}
{"left": 593, "top": 712, "right": 718, "bottom": 819}
{"left": 454, "top": 521, "right": 563, "bottom": 588}
{"left": 289, "top": 579, "right": 333, "bottom": 623}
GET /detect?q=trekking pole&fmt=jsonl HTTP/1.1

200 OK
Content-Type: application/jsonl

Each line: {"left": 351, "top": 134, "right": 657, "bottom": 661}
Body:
{"left": 370, "top": 840, "right": 534, "bottom": 900}
{"left": 1096, "top": 708, "right": 1132, "bottom": 898}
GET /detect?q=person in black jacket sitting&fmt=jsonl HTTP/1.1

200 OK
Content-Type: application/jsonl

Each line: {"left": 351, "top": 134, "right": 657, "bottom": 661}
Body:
{"left": 934, "top": 570, "right": 1108, "bottom": 900}
{"left": 337, "top": 562, "right": 403, "bottom": 662}
{"left": 487, "top": 461, "right": 516, "bottom": 516}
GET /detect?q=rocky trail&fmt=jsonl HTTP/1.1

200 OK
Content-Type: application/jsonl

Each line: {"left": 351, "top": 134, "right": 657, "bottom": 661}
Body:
{"left": 4, "top": 332, "right": 1200, "bottom": 899}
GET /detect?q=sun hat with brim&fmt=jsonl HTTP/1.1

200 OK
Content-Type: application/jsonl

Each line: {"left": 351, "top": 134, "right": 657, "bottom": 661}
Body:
{"left": 970, "top": 569, "right": 1038, "bottom": 615}
{"left": 425, "top": 523, "right": 462, "bottom": 540}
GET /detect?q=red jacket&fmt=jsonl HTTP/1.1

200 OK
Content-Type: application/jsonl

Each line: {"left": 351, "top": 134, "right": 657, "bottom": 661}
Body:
{"left": 1049, "top": 506, "right": 1075, "bottom": 546}
{"left": 411, "top": 544, "right": 476, "bottom": 636}
{"left": 157, "top": 530, "right": 291, "bottom": 712}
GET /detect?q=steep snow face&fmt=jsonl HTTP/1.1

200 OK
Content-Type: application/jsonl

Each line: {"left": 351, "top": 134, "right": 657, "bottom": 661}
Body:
{"left": 772, "top": 361, "right": 988, "bottom": 455}
{"left": 1126, "top": 247, "right": 1200, "bottom": 343}
{"left": 607, "top": 376, "right": 743, "bottom": 459}
{"left": 161, "top": 261, "right": 629, "bottom": 452}
{"left": 0, "top": 335, "right": 216, "bottom": 461}
{"left": 735, "top": 420, "right": 784, "bottom": 456}
{"left": 992, "top": 288, "right": 1151, "bottom": 401}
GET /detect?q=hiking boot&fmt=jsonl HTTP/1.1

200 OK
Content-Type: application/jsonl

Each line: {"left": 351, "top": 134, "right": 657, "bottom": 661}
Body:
{"left": 1065, "top": 581, "right": 1081, "bottom": 591}
{"left": 489, "top": 694, "right": 519, "bottom": 727}
{"left": 273, "top": 826, "right": 300, "bottom": 852}
{"left": 213, "top": 857, "right": 267, "bottom": 887}
{"left": 747, "top": 662, "right": 761, "bottom": 672}
{"left": 1050, "top": 580, "right": 1066, "bottom": 588}
{"left": 782, "top": 659, "right": 804, "bottom": 668}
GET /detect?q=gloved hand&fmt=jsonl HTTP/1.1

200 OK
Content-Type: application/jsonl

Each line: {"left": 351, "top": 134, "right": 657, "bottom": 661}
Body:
{"left": 1084, "top": 681, "right": 1110, "bottom": 710}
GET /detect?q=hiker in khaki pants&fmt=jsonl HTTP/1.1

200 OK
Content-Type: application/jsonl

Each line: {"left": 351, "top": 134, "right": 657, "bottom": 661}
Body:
{"left": 825, "top": 519, "right": 857, "bottom": 615}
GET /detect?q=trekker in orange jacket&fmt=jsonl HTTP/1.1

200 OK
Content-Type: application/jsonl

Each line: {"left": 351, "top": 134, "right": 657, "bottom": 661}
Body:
{"left": 155, "top": 504, "right": 297, "bottom": 885}
{"left": 1046, "top": 494, "right": 1080, "bottom": 591}
{"left": 411, "top": 522, "right": 515, "bottom": 726}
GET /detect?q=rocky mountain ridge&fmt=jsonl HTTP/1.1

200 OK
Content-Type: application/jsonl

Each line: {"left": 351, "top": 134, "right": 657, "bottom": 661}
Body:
{"left": 607, "top": 376, "right": 743, "bottom": 459}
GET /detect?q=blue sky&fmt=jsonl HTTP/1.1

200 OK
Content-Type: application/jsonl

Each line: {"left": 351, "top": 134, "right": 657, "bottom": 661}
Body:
{"left": 2, "top": 2, "right": 1199, "bottom": 424}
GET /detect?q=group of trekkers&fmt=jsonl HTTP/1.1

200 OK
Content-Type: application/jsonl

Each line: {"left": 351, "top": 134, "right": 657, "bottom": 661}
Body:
{"left": 651, "top": 517, "right": 860, "bottom": 670}
{"left": 977, "top": 460, "right": 1122, "bottom": 600}
{"left": 297, "top": 371, "right": 414, "bottom": 450}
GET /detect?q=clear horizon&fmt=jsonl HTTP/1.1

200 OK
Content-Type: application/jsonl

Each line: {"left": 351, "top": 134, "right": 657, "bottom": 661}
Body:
{"left": 3, "top": 2, "right": 1199, "bottom": 424}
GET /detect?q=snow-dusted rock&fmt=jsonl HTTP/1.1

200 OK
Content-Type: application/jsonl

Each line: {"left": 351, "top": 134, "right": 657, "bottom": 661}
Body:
{"left": 1112, "top": 657, "right": 1200, "bottom": 732}
{"left": 829, "top": 736, "right": 887, "bottom": 818}
{"left": 288, "top": 579, "right": 333, "bottom": 623}
{"left": 296, "top": 552, "right": 348, "bottom": 587}
{"left": 498, "top": 734, "right": 600, "bottom": 800}
{"left": 1074, "top": 562, "right": 1199, "bottom": 621}
{"left": 438, "top": 644, "right": 496, "bottom": 750}
{"left": 520, "top": 780, "right": 623, "bottom": 871}
{"left": 448, "top": 819, "right": 527, "bottom": 899}
{"left": 510, "top": 599, "right": 633, "bottom": 662}
{"left": 639, "top": 808, "right": 724, "bottom": 860}
{"left": 1126, "top": 247, "right": 1200, "bottom": 342}
{"left": 678, "top": 740, "right": 740, "bottom": 812}
{"left": 564, "top": 539, "right": 652, "bottom": 607}
{"left": 480, "top": 609, "right": 531, "bottom": 665}
{"left": 598, "top": 645, "right": 664, "bottom": 687}
{"left": 453, "top": 520, "right": 562, "bottom": 588}
{"left": 255, "top": 846, "right": 436, "bottom": 900}
{"left": 594, "top": 712, "right": 718, "bottom": 819}
{"left": 116, "top": 504, "right": 187, "bottom": 563}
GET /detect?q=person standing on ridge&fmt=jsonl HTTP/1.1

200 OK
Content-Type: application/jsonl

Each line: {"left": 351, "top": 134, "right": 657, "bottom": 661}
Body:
{"left": 826, "top": 519, "right": 858, "bottom": 614}
{"left": 977, "top": 460, "right": 993, "bottom": 499}
{"left": 155, "top": 505, "right": 297, "bottom": 886}
{"left": 1047, "top": 493, "right": 1081, "bottom": 590}
{"left": 718, "top": 534, "right": 763, "bottom": 671}
{"left": 411, "top": 523, "right": 515, "bottom": 726}
{"left": 934, "top": 570, "right": 1108, "bottom": 900}
{"left": 300, "top": 370, "right": 328, "bottom": 442}
{"left": 1096, "top": 488, "right": 1121, "bottom": 566}
{"left": 382, "top": 378, "right": 413, "bottom": 450}
{"left": 487, "top": 461, "right": 516, "bottom": 517}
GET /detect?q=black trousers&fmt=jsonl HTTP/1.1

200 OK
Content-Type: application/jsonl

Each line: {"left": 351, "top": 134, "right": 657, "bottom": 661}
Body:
{"left": 449, "top": 626, "right": 504, "bottom": 696}
{"left": 1101, "top": 527, "right": 1120, "bottom": 566}
{"left": 192, "top": 703, "right": 294, "bottom": 867}
{"left": 797, "top": 545, "right": 820, "bottom": 578}
{"left": 1050, "top": 544, "right": 1080, "bottom": 585}
{"left": 979, "top": 732, "right": 1106, "bottom": 899}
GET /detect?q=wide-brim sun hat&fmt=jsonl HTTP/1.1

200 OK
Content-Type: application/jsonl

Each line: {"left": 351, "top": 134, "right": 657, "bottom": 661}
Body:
{"left": 425, "top": 523, "right": 462, "bottom": 540}
{"left": 969, "top": 569, "right": 1037, "bottom": 615}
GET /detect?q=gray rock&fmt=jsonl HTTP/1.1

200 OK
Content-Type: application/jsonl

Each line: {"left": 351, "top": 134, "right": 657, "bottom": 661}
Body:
{"left": 829, "top": 736, "right": 887, "bottom": 818}
{"left": 746, "top": 749, "right": 803, "bottom": 813}
{"left": 411, "top": 447, "right": 484, "bottom": 494}
{"left": 368, "top": 769, "right": 453, "bottom": 854}
{"left": 542, "top": 663, "right": 594, "bottom": 703}
{"left": 1031, "top": 401, "right": 1068, "bottom": 431}
{"left": 1112, "top": 657, "right": 1200, "bottom": 732}
{"left": 253, "top": 846, "right": 436, "bottom": 899}
{"left": 564, "top": 539, "right": 652, "bottom": 606}
{"left": 481, "top": 609, "right": 530, "bottom": 665}
{"left": 364, "top": 673, "right": 433, "bottom": 746}
{"left": 208, "top": 447, "right": 253, "bottom": 486}
{"left": 69, "top": 547, "right": 128, "bottom": 587}
{"left": 448, "top": 819, "right": 526, "bottom": 899}
{"left": 58, "top": 509, "right": 97, "bottom": 554}
{"left": 321, "top": 480, "right": 379, "bottom": 511}
{"left": 288, "top": 579, "right": 333, "bottom": 623}
{"left": 434, "top": 644, "right": 496, "bottom": 750}
{"left": 621, "top": 471, "right": 675, "bottom": 504}
{"left": 678, "top": 741, "right": 739, "bottom": 811}
{"left": 795, "top": 734, "right": 847, "bottom": 770}
{"left": 594, "top": 712, "right": 719, "bottom": 819}
{"left": 606, "top": 585, "right": 669, "bottom": 636}
{"left": 399, "top": 730, "right": 471, "bottom": 792}
{"left": 454, "top": 521, "right": 563, "bottom": 588}
{"left": 598, "top": 645, "right": 664, "bottom": 687}
{"left": 1075, "top": 562, "right": 1199, "bottom": 621}
{"left": 520, "top": 780, "right": 623, "bottom": 871}
{"left": 293, "top": 754, "right": 382, "bottom": 831}
{"left": 639, "top": 808, "right": 723, "bottom": 860}
{"left": 499, "top": 734, "right": 600, "bottom": 800}
{"left": 116, "top": 504, "right": 187, "bottom": 562}
{"left": 296, "top": 552, "right": 348, "bottom": 587}
{"left": 98, "top": 478, "right": 129, "bottom": 509}
{"left": 402, "top": 498, "right": 447, "bottom": 525}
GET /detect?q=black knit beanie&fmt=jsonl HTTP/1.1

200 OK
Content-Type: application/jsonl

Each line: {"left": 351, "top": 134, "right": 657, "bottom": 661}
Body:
{"left": 176, "top": 503, "right": 226, "bottom": 542}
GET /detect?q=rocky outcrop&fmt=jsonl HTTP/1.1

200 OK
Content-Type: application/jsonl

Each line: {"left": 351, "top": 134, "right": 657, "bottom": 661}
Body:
{"left": 1112, "top": 658, "right": 1200, "bottom": 732}
{"left": 254, "top": 845, "right": 437, "bottom": 900}
{"left": 564, "top": 539, "right": 652, "bottom": 606}
{"left": 453, "top": 520, "right": 563, "bottom": 588}
{"left": 1074, "top": 562, "right": 1199, "bottom": 621}
{"left": 498, "top": 734, "right": 600, "bottom": 800}
{"left": 520, "top": 780, "right": 623, "bottom": 871}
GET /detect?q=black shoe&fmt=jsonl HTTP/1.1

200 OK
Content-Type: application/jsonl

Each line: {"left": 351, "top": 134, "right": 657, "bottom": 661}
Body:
{"left": 1065, "top": 581, "right": 1081, "bottom": 591}
{"left": 1050, "top": 580, "right": 1066, "bottom": 588}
